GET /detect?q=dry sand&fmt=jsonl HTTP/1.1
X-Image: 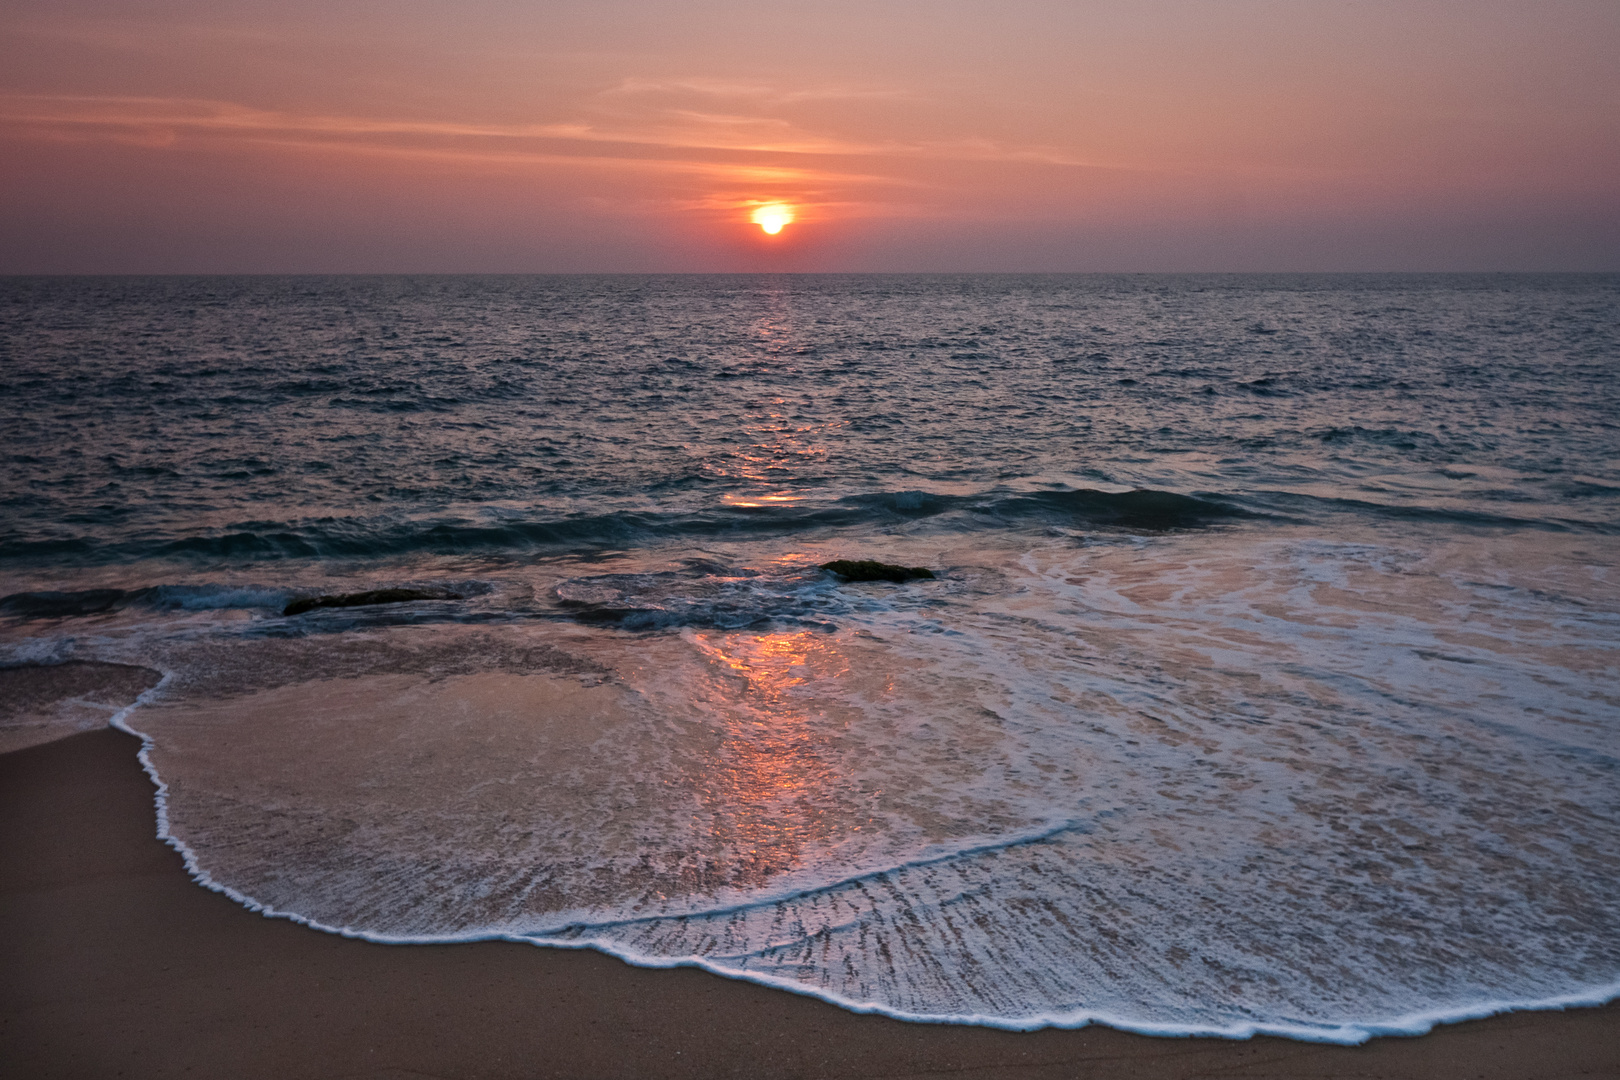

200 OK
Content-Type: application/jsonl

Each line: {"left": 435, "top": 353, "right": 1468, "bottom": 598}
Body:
{"left": 2, "top": 666, "right": 1617, "bottom": 1079}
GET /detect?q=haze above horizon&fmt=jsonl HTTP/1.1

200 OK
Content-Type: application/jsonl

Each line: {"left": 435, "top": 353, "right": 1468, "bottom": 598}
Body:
{"left": 2, "top": 0, "right": 1615, "bottom": 274}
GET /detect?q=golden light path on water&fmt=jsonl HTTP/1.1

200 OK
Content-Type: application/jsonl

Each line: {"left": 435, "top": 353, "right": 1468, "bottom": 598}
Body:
{"left": 713, "top": 299, "right": 837, "bottom": 510}
{"left": 687, "top": 630, "right": 859, "bottom": 890}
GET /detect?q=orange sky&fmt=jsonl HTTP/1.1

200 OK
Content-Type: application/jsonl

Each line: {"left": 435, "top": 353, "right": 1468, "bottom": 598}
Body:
{"left": 2, "top": 0, "right": 1615, "bottom": 272}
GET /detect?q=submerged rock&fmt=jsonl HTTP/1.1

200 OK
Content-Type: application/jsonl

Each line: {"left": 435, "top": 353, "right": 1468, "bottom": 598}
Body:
{"left": 820, "top": 560, "right": 936, "bottom": 584}
{"left": 0, "top": 589, "right": 128, "bottom": 618}
{"left": 282, "top": 587, "right": 461, "bottom": 617}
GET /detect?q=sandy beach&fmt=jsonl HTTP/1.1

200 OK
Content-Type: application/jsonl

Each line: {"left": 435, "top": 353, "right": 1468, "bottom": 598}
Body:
{"left": 2, "top": 661, "right": 1616, "bottom": 1079}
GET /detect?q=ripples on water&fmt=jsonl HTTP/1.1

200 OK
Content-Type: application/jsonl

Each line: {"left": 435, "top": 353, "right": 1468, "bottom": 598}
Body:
{"left": 2, "top": 274, "right": 1617, "bottom": 1041}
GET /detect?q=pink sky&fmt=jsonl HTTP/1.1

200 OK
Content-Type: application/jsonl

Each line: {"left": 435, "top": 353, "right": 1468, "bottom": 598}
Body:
{"left": 2, "top": 0, "right": 1615, "bottom": 272}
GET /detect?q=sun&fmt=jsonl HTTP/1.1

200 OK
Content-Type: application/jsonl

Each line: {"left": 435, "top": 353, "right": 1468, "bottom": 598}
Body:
{"left": 750, "top": 203, "right": 795, "bottom": 235}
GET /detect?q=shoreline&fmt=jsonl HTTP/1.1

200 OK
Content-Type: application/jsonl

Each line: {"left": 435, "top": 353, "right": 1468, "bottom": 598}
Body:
{"left": 3, "top": 726, "right": 1617, "bottom": 1079}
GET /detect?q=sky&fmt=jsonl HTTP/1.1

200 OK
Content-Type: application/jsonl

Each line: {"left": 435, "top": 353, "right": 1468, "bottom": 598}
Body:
{"left": 1, "top": 0, "right": 1616, "bottom": 273}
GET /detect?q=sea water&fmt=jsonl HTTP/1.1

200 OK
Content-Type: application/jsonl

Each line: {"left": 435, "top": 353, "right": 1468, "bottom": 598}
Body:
{"left": 2, "top": 273, "right": 1617, "bottom": 1041}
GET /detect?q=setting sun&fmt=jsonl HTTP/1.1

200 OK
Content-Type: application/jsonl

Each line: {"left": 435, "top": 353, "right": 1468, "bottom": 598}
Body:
{"left": 750, "top": 203, "right": 795, "bottom": 235}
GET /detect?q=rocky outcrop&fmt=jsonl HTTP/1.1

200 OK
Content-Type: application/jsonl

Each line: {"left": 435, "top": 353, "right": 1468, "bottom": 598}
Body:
{"left": 282, "top": 587, "right": 461, "bottom": 617}
{"left": 820, "top": 560, "right": 936, "bottom": 583}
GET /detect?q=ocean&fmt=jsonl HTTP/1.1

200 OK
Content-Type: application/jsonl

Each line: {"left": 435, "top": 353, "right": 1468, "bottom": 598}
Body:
{"left": 2, "top": 272, "right": 1617, "bottom": 1042}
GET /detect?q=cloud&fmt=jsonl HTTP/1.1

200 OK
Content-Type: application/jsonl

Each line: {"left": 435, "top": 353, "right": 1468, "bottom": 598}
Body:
{"left": 0, "top": 94, "right": 924, "bottom": 211}
{"left": 0, "top": 92, "right": 1132, "bottom": 172}
{"left": 0, "top": 95, "right": 594, "bottom": 144}
{"left": 602, "top": 77, "right": 917, "bottom": 105}
{"left": 0, "top": 93, "right": 870, "bottom": 159}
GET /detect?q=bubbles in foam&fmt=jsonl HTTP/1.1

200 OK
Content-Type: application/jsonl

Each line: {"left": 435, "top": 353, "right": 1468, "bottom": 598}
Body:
{"left": 86, "top": 521, "right": 1620, "bottom": 1042}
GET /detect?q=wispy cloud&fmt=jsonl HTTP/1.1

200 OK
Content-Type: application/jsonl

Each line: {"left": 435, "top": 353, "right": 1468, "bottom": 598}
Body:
{"left": 0, "top": 94, "right": 924, "bottom": 202}
{"left": 602, "top": 77, "right": 917, "bottom": 105}
{"left": 0, "top": 95, "right": 598, "bottom": 144}
{"left": 0, "top": 93, "right": 1121, "bottom": 170}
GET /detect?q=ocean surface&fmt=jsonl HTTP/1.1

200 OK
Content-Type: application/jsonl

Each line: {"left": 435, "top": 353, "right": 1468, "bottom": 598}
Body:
{"left": 2, "top": 273, "right": 1618, "bottom": 1042}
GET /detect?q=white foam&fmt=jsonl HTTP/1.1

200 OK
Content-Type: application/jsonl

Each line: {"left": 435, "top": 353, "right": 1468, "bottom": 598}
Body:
{"left": 93, "top": 525, "right": 1620, "bottom": 1041}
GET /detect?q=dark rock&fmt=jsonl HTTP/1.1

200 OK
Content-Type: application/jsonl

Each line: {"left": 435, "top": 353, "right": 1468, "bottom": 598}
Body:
{"left": 820, "top": 560, "right": 936, "bottom": 584}
{"left": 0, "top": 590, "right": 128, "bottom": 618}
{"left": 282, "top": 587, "right": 462, "bottom": 617}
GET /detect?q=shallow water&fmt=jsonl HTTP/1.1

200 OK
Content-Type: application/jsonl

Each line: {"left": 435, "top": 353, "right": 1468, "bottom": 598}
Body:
{"left": 3, "top": 274, "right": 1617, "bottom": 1040}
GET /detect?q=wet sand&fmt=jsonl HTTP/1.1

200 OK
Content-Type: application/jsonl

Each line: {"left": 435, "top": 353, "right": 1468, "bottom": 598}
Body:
{"left": 2, "top": 722, "right": 1617, "bottom": 1079}
{"left": 0, "top": 659, "right": 162, "bottom": 754}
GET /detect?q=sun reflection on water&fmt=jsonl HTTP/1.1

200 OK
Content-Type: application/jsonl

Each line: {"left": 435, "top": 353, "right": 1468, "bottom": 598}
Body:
{"left": 704, "top": 289, "right": 849, "bottom": 509}
{"left": 686, "top": 629, "right": 858, "bottom": 888}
